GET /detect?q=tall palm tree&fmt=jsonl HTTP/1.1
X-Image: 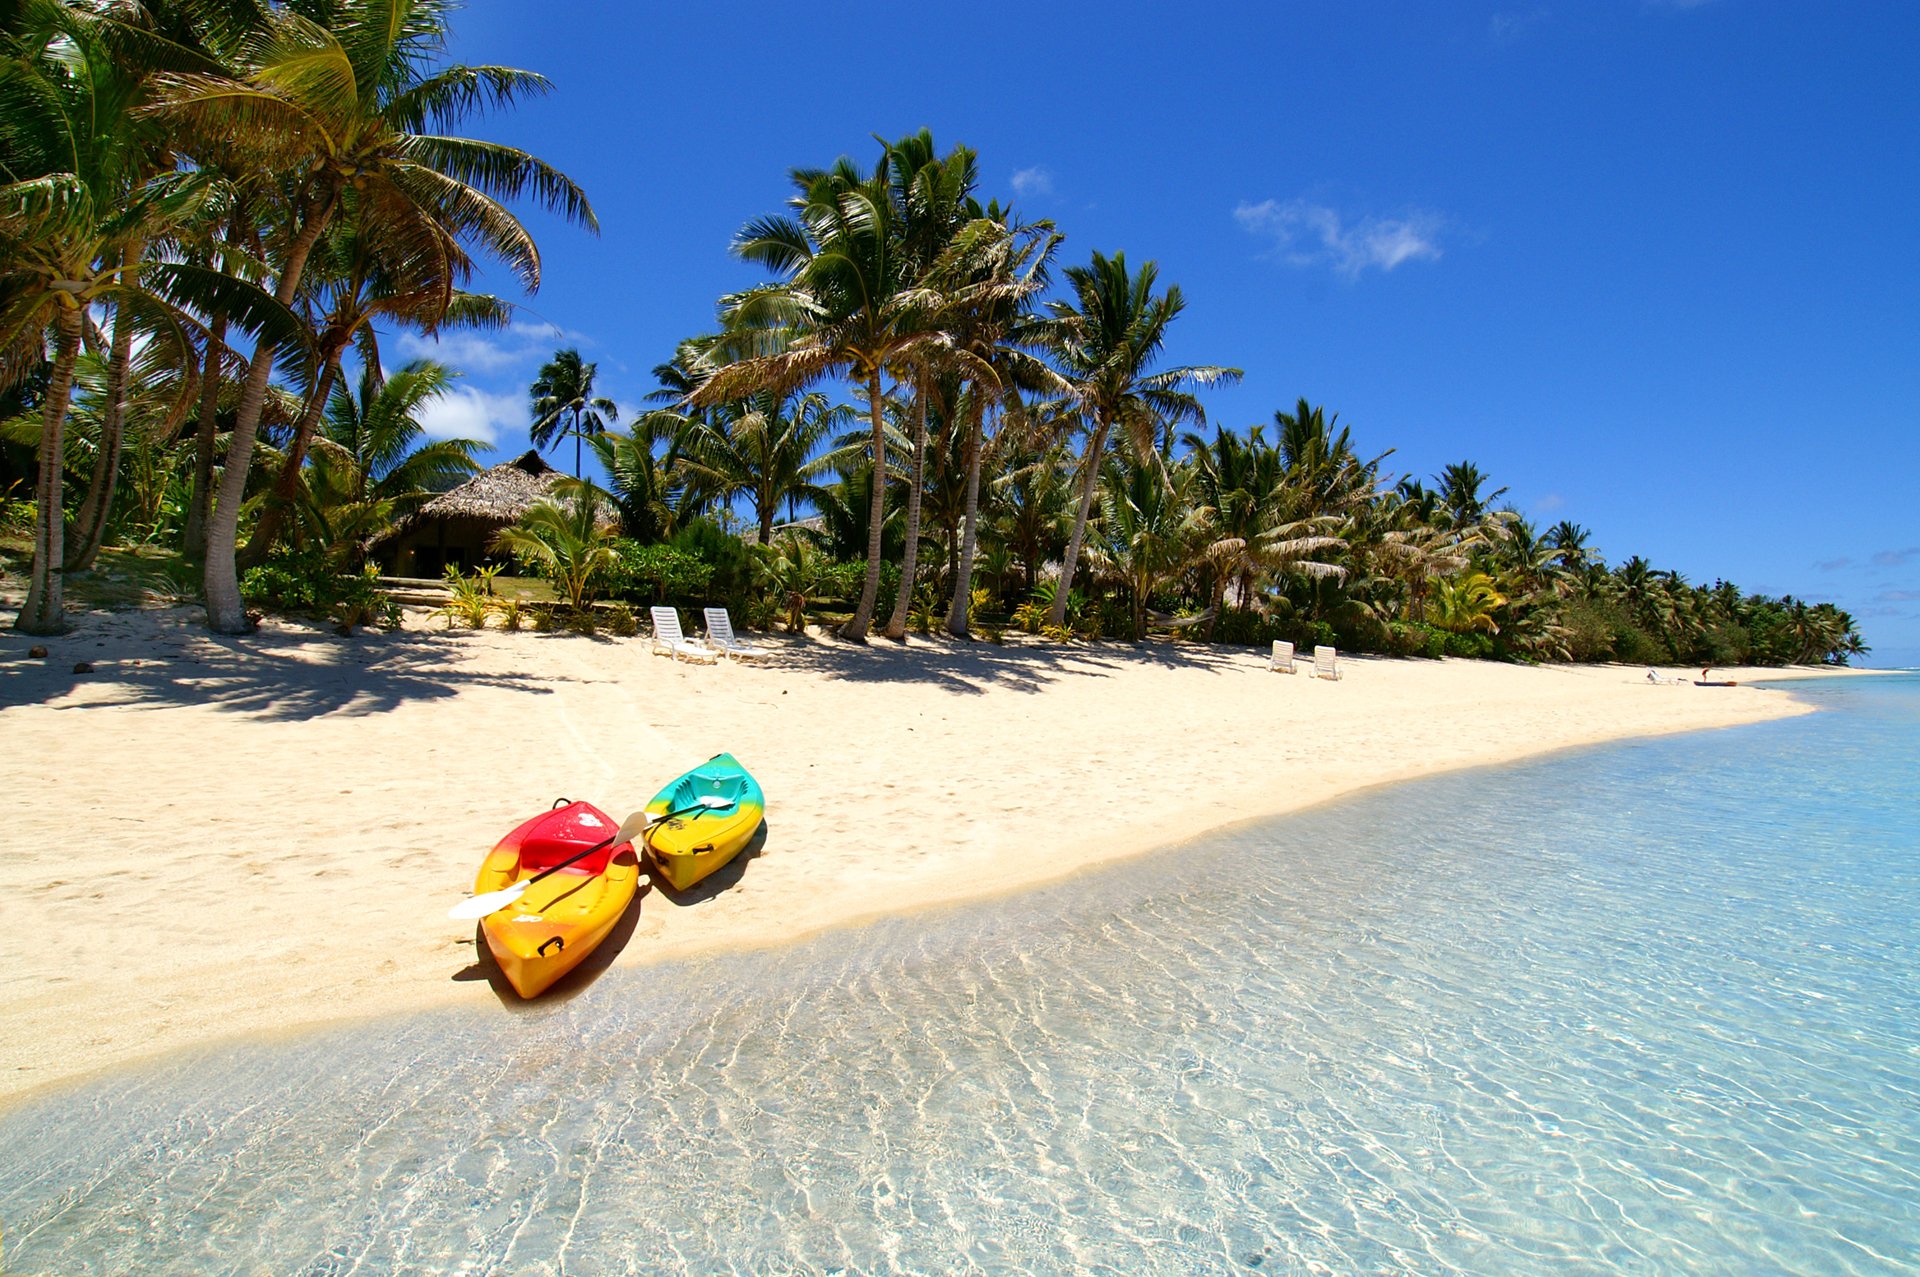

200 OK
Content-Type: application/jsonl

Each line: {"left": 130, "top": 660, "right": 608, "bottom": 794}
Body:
{"left": 159, "top": 0, "right": 597, "bottom": 632}
{"left": 530, "top": 346, "right": 617, "bottom": 478}
{"left": 1039, "top": 250, "right": 1240, "bottom": 628}
{"left": 702, "top": 148, "right": 941, "bottom": 641}
{"left": 937, "top": 213, "right": 1061, "bottom": 636}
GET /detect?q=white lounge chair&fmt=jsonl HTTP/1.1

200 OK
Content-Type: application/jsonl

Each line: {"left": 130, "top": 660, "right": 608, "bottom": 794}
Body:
{"left": 703, "top": 607, "right": 769, "bottom": 661}
{"left": 1269, "top": 639, "right": 1296, "bottom": 673}
{"left": 650, "top": 606, "right": 716, "bottom": 663}
{"left": 1313, "top": 645, "right": 1341, "bottom": 681}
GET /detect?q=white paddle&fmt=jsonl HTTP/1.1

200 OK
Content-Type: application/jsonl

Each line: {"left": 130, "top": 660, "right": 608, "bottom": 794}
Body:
{"left": 447, "top": 797, "right": 734, "bottom": 921}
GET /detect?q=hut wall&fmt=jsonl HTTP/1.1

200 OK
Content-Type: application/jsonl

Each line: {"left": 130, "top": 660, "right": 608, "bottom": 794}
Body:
{"left": 381, "top": 515, "right": 517, "bottom": 578}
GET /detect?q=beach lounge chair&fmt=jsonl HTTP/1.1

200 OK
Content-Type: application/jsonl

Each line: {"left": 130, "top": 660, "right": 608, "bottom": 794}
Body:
{"left": 650, "top": 607, "right": 716, "bottom": 663}
{"left": 703, "top": 607, "right": 769, "bottom": 661}
{"left": 1269, "top": 639, "right": 1296, "bottom": 673}
{"left": 1313, "top": 645, "right": 1341, "bottom": 681}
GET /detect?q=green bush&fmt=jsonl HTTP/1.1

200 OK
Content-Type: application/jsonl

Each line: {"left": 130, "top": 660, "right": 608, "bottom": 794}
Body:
{"left": 606, "top": 540, "right": 713, "bottom": 604}
{"left": 604, "top": 602, "right": 638, "bottom": 637}
{"left": 242, "top": 548, "right": 400, "bottom": 631}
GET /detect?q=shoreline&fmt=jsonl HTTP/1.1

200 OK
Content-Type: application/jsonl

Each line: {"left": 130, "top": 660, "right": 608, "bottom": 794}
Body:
{"left": 0, "top": 608, "right": 1876, "bottom": 1111}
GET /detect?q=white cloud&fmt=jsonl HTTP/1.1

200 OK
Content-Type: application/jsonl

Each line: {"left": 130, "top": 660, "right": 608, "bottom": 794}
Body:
{"left": 395, "top": 319, "right": 571, "bottom": 376}
{"left": 416, "top": 385, "right": 525, "bottom": 447}
{"left": 1534, "top": 493, "right": 1565, "bottom": 513}
{"left": 1011, "top": 166, "right": 1054, "bottom": 199}
{"left": 1234, "top": 199, "right": 1445, "bottom": 277}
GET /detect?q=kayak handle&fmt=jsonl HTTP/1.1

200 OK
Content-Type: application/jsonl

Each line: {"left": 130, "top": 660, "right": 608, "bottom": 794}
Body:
{"left": 538, "top": 936, "right": 564, "bottom": 956}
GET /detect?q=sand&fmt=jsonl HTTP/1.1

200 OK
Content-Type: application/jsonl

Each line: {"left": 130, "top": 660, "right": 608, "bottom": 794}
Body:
{"left": 0, "top": 607, "right": 1858, "bottom": 1108}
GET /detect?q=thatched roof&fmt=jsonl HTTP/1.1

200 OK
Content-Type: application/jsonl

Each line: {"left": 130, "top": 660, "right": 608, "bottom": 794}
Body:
{"left": 412, "top": 450, "right": 563, "bottom": 522}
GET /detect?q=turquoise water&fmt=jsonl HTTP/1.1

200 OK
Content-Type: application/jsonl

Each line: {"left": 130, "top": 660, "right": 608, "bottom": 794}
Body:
{"left": 3, "top": 678, "right": 1917, "bottom": 1275}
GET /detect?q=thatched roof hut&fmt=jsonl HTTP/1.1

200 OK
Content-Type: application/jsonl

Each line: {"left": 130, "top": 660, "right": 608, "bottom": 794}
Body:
{"left": 376, "top": 450, "right": 565, "bottom": 577}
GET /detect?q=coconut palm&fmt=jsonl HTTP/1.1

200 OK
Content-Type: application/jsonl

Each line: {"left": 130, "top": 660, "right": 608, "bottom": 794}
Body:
{"left": 157, "top": 0, "right": 597, "bottom": 631}
{"left": 530, "top": 347, "right": 617, "bottom": 478}
{"left": 587, "top": 424, "right": 681, "bottom": 545}
{"left": 312, "top": 358, "right": 481, "bottom": 524}
{"left": 671, "top": 388, "right": 844, "bottom": 544}
{"left": 703, "top": 148, "right": 940, "bottom": 641}
{"left": 1038, "top": 250, "right": 1240, "bottom": 628}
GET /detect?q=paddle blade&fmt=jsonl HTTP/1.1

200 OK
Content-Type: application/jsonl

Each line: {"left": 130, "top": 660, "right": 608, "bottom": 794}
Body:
{"left": 615, "top": 809, "right": 656, "bottom": 843}
{"left": 448, "top": 880, "right": 527, "bottom": 920}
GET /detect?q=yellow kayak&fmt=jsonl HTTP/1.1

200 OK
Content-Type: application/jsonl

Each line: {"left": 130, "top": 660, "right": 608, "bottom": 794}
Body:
{"left": 642, "top": 753, "right": 766, "bottom": 892}
{"left": 472, "top": 800, "right": 641, "bottom": 998}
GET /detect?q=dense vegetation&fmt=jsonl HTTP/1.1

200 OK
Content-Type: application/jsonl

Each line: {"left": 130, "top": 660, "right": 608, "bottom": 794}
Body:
{"left": 0, "top": 3, "right": 1864, "bottom": 665}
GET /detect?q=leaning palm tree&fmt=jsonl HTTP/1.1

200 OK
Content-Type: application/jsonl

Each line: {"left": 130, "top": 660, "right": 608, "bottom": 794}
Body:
{"left": 1038, "top": 251, "right": 1240, "bottom": 628}
{"left": 158, "top": 0, "right": 597, "bottom": 632}
{"left": 491, "top": 476, "right": 618, "bottom": 612}
{"left": 530, "top": 347, "right": 617, "bottom": 478}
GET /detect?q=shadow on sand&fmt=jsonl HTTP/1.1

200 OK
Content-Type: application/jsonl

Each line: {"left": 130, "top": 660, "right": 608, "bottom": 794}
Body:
{"left": 0, "top": 616, "right": 571, "bottom": 721}
{"left": 761, "top": 631, "right": 1248, "bottom": 696}
{"left": 650, "top": 820, "right": 770, "bottom": 907}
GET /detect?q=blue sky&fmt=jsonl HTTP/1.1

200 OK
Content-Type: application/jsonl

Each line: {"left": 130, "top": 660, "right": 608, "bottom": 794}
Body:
{"left": 406, "top": 1, "right": 1919, "bottom": 665}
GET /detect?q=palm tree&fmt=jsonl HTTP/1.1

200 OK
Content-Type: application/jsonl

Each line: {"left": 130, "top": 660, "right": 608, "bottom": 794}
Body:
{"left": 702, "top": 147, "right": 939, "bottom": 641}
{"left": 587, "top": 423, "right": 680, "bottom": 545}
{"left": 245, "top": 213, "right": 510, "bottom": 564}
{"left": 530, "top": 347, "right": 617, "bottom": 478}
{"left": 305, "top": 358, "right": 482, "bottom": 559}
{"left": 158, "top": 0, "right": 597, "bottom": 632}
{"left": 1084, "top": 453, "right": 1204, "bottom": 639}
{"left": 672, "top": 388, "right": 843, "bottom": 544}
{"left": 1184, "top": 423, "right": 1344, "bottom": 637}
{"left": 937, "top": 213, "right": 1062, "bottom": 636}
{"left": 491, "top": 476, "right": 618, "bottom": 611}
{"left": 1038, "top": 251, "right": 1240, "bottom": 628}
{"left": 0, "top": 2, "right": 270, "bottom": 631}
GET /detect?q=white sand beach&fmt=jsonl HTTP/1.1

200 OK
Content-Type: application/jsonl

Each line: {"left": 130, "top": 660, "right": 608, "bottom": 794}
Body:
{"left": 0, "top": 610, "right": 1855, "bottom": 1106}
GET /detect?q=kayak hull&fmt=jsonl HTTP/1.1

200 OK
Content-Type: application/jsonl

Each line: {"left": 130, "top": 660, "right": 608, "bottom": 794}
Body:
{"left": 474, "top": 801, "right": 641, "bottom": 998}
{"left": 643, "top": 753, "right": 766, "bottom": 892}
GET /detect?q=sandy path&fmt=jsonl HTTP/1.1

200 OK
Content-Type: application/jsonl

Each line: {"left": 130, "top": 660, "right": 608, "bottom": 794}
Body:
{"left": 0, "top": 608, "right": 1844, "bottom": 1107}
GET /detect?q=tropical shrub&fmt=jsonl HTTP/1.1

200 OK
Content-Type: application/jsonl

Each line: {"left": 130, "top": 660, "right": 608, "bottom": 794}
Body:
{"left": 607, "top": 541, "right": 713, "bottom": 604}
{"left": 242, "top": 548, "right": 400, "bottom": 631}
{"left": 604, "top": 602, "right": 638, "bottom": 636}
{"left": 491, "top": 478, "right": 620, "bottom": 611}
{"left": 434, "top": 565, "right": 496, "bottom": 629}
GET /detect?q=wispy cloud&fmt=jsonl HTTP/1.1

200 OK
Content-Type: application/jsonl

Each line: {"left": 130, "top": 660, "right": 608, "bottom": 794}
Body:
{"left": 1234, "top": 199, "right": 1445, "bottom": 277}
{"left": 1490, "top": 7, "right": 1548, "bottom": 41}
{"left": 1875, "top": 589, "right": 1920, "bottom": 604}
{"left": 1815, "top": 556, "right": 1853, "bottom": 571}
{"left": 1534, "top": 493, "right": 1565, "bottom": 513}
{"left": 1872, "top": 547, "right": 1920, "bottom": 568}
{"left": 417, "top": 385, "right": 526, "bottom": 447}
{"left": 1011, "top": 166, "right": 1054, "bottom": 199}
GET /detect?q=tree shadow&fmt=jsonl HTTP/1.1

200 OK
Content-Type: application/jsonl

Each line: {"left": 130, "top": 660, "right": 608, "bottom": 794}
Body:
{"left": 650, "top": 820, "right": 770, "bottom": 906}
{"left": 451, "top": 871, "right": 653, "bottom": 1010}
{"left": 0, "top": 617, "right": 573, "bottom": 720}
{"left": 765, "top": 631, "right": 1248, "bottom": 695}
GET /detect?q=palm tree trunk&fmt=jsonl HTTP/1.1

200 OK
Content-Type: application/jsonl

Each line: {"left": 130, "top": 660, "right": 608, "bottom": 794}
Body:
{"left": 203, "top": 189, "right": 338, "bottom": 634}
{"left": 945, "top": 392, "right": 987, "bottom": 637}
{"left": 17, "top": 308, "right": 85, "bottom": 635}
{"left": 883, "top": 380, "right": 930, "bottom": 641}
{"left": 1049, "top": 418, "right": 1110, "bottom": 628}
{"left": 67, "top": 252, "right": 144, "bottom": 571}
{"left": 839, "top": 371, "right": 888, "bottom": 642}
{"left": 1203, "top": 567, "right": 1228, "bottom": 642}
{"left": 182, "top": 311, "right": 227, "bottom": 559}
{"left": 240, "top": 349, "right": 342, "bottom": 568}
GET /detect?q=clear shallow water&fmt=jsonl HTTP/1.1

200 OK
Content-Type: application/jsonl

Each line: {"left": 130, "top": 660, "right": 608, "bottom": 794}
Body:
{"left": 3, "top": 679, "right": 1918, "bottom": 1276}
